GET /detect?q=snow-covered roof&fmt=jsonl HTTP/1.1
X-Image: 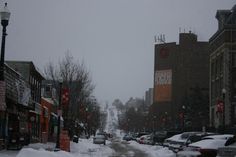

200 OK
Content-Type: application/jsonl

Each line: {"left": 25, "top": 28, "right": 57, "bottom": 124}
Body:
{"left": 42, "top": 97, "right": 54, "bottom": 104}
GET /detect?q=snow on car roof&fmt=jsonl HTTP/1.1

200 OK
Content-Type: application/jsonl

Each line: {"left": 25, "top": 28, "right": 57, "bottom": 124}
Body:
{"left": 202, "top": 134, "right": 234, "bottom": 140}
{"left": 165, "top": 133, "right": 188, "bottom": 143}
{"left": 189, "top": 139, "right": 227, "bottom": 149}
{"left": 166, "top": 132, "right": 201, "bottom": 142}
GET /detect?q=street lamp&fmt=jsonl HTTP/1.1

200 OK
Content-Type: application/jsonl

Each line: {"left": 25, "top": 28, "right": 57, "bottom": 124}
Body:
{"left": 0, "top": 3, "right": 10, "bottom": 81}
{"left": 0, "top": 2, "right": 10, "bottom": 144}
{"left": 55, "top": 80, "right": 63, "bottom": 150}
{"left": 222, "top": 88, "right": 226, "bottom": 129}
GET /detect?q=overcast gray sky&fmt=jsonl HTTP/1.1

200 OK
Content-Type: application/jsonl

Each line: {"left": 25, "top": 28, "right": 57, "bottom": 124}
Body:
{"left": 3, "top": 0, "right": 236, "bottom": 104}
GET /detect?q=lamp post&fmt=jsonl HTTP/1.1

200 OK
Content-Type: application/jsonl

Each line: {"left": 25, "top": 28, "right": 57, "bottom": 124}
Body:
{"left": 222, "top": 88, "right": 226, "bottom": 129}
{"left": 152, "top": 115, "right": 156, "bottom": 132}
{"left": 0, "top": 3, "right": 10, "bottom": 80}
{"left": 55, "top": 80, "right": 62, "bottom": 150}
{"left": 182, "top": 105, "right": 186, "bottom": 131}
{"left": 0, "top": 3, "right": 10, "bottom": 143}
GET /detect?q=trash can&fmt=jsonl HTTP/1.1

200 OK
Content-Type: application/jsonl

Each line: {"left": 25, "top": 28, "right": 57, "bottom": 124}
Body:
{"left": 73, "top": 135, "right": 78, "bottom": 143}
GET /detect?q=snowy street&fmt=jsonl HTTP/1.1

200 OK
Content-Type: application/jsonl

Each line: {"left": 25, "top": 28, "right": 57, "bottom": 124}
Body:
{"left": 0, "top": 137, "right": 175, "bottom": 157}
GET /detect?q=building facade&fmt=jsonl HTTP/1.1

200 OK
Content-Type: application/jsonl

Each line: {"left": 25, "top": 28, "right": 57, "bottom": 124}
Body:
{"left": 6, "top": 61, "right": 45, "bottom": 142}
{"left": 0, "top": 63, "right": 31, "bottom": 149}
{"left": 209, "top": 5, "right": 236, "bottom": 129}
{"left": 153, "top": 32, "right": 209, "bottom": 130}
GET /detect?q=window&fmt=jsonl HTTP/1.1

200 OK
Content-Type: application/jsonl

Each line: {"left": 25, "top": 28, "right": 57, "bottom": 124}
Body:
{"left": 233, "top": 53, "right": 236, "bottom": 67}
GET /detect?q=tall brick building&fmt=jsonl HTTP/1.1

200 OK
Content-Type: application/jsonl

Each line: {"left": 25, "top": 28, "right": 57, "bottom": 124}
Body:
{"left": 153, "top": 32, "right": 209, "bottom": 130}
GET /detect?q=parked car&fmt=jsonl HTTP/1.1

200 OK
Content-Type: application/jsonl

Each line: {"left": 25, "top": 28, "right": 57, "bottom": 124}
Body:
{"left": 217, "top": 135, "right": 236, "bottom": 157}
{"left": 138, "top": 134, "right": 152, "bottom": 144}
{"left": 97, "top": 132, "right": 108, "bottom": 140}
{"left": 177, "top": 134, "right": 234, "bottom": 157}
{"left": 152, "top": 131, "right": 169, "bottom": 144}
{"left": 93, "top": 134, "right": 106, "bottom": 145}
{"left": 134, "top": 132, "right": 149, "bottom": 142}
{"left": 164, "top": 132, "right": 202, "bottom": 152}
{"left": 73, "top": 135, "right": 79, "bottom": 143}
{"left": 123, "top": 134, "right": 132, "bottom": 141}
{"left": 184, "top": 132, "right": 218, "bottom": 147}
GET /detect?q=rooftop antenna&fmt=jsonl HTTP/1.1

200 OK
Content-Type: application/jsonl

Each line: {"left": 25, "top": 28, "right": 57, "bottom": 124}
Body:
{"left": 158, "top": 34, "right": 166, "bottom": 43}
{"left": 154, "top": 35, "right": 157, "bottom": 43}
{"left": 155, "top": 34, "right": 166, "bottom": 44}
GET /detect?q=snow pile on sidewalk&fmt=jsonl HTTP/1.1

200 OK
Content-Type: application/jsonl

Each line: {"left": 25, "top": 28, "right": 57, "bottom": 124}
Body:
{"left": 16, "top": 138, "right": 114, "bottom": 157}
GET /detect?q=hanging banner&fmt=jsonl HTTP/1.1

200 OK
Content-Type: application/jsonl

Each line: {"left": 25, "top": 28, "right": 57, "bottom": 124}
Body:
{"left": 62, "top": 88, "right": 69, "bottom": 106}
{"left": 154, "top": 69, "right": 172, "bottom": 102}
{"left": 0, "top": 81, "right": 6, "bottom": 111}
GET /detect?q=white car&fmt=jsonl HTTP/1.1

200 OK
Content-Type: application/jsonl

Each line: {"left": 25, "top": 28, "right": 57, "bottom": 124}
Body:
{"left": 177, "top": 134, "right": 234, "bottom": 157}
{"left": 93, "top": 135, "right": 106, "bottom": 145}
{"left": 163, "top": 132, "right": 203, "bottom": 152}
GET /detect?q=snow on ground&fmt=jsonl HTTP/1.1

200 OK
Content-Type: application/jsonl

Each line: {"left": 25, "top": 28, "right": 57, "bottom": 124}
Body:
{"left": 0, "top": 139, "right": 176, "bottom": 157}
{"left": 17, "top": 139, "right": 114, "bottom": 157}
{"left": 69, "top": 138, "right": 114, "bottom": 157}
{"left": 0, "top": 138, "right": 114, "bottom": 157}
{"left": 128, "top": 140, "right": 176, "bottom": 157}
{"left": 107, "top": 104, "right": 176, "bottom": 157}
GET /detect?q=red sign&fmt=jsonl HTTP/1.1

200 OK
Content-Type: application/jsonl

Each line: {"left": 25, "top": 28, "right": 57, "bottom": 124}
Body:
{"left": 217, "top": 100, "right": 224, "bottom": 113}
{"left": 0, "top": 81, "right": 6, "bottom": 111}
{"left": 62, "top": 88, "right": 69, "bottom": 106}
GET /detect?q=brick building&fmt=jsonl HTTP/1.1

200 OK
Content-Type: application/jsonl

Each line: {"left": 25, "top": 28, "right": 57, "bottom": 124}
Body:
{"left": 153, "top": 32, "right": 209, "bottom": 130}
{"left": 6, "top": 61, "right": 45, "bottom": 142}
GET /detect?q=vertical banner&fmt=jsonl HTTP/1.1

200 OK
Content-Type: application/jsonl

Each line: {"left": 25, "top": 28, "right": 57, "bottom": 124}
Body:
{"left": 62, "top": 88, "right": 69, "bottom": 106}
{"left": 0, "top": 81, "right": 6, "bottom": 111}
{"left": 154, "top": 69, "right": 172, "bottom": 102}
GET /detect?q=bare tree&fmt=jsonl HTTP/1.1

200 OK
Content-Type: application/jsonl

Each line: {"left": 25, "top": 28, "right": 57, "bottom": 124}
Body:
{"left": 44, "top": 52, "right": 96, "bottom": 136}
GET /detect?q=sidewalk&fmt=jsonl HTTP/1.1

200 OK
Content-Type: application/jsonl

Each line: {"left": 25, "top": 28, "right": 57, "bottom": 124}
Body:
{"left": 0, "top": 142, "right": 56, "bottom": 157}
{"left": 0, "top": 138, "right": 114, "bottom": 157}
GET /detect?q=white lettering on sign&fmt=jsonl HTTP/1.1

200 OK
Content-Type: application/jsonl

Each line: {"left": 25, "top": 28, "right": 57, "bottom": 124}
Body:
{"left": 155, "top": 70, "right": 172, "bottom": 85}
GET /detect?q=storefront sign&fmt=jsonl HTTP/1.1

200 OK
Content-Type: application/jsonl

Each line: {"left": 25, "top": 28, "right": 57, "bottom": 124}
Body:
{"left": 154, "top": 69, "right": 172, "bottom": 102}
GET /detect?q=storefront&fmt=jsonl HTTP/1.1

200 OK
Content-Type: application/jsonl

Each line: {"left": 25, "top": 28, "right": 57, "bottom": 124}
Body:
{"left": 48, "top": 112, "right": 58, "bottom": 142}
{"left": 6, "top": 101, "right": 29, "bottom": 149}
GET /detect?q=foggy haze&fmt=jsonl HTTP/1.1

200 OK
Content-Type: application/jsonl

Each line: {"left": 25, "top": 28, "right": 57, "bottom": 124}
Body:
{"left": 4, "top": 0, "right": 235, "bottom": 104}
